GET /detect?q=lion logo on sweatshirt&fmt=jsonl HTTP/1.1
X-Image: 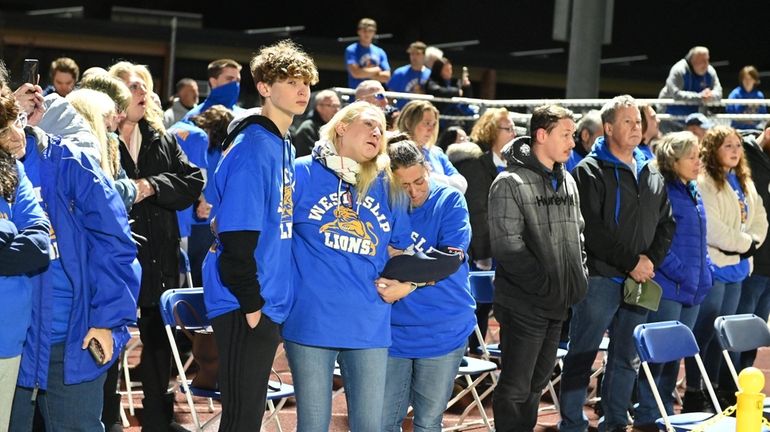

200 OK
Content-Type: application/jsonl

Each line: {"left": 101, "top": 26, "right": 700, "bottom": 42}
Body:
{"left": 319, "top": 205, "right": 379, "bottom": 256}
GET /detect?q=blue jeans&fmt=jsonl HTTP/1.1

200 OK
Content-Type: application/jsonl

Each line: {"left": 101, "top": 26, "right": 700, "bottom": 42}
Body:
{"left": 734, "top": 275, "right": 770, "bottom": 369}
{"left": 559, "top": 276, "right": 649, "bottom": 432}
{"left": 9, "top": 343, "right": 107, "bottom": 431}
{"left": 635, "top": 299, "right": 700, "bottom": 424}
{"left": 684, "top": 280, "right": 741, "bottom": 391}
{"left": 285, "top": 341, "right": 388, "bottom": 432}
{"left": 381, "top": 345, "right": 466, "bottom": 432}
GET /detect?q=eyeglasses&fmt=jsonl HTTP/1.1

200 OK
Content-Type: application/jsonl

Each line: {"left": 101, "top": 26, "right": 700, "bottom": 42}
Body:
{"left": 372, "top": 93, "right": 386, "bottom": 101}
{"left": 497, "top": 126, "right": 514, "bottom": 133}
{"left": 318, "top": 103, "right": 341, "bottom": 109}
{"left": 0, "top": 111, "right": 28, "bottom": 139}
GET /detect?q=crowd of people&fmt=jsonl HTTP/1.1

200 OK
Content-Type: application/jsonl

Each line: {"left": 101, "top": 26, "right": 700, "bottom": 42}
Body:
{"left": 1, "top": 15, "right": 770, "bottom": 432}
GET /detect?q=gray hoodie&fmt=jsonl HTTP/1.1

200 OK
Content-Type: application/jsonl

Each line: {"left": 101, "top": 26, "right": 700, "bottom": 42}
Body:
{"left": 37, "top": 93, "right": 101, "bottom": 162}
{"left": 488, "top": 136, "right": 588, "bottom": 320}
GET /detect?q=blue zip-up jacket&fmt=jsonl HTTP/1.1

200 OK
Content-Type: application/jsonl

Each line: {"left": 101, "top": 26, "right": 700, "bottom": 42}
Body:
{"left": 654, "top": 180, "right": 714, "bottom": 305}
{"left": 0, "top": 160, "right": 50, "bottom": 358}
{"left": 17, "top": 129, "right": 140, "bottom": 389}
{"left": 572, "top": 136, "right": 675, "bottom": 279}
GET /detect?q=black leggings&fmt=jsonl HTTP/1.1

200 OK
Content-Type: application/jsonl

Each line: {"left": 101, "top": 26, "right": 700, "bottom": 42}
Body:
{"left": 211, "top": 310, "right": 280, "bottom": 432}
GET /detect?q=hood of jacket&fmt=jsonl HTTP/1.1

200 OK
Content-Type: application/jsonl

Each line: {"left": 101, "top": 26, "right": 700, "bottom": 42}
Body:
{"left": 587, "top": 136, "right": 650, "bottom": 171}
{"left": 37, "top": 94, "right": 101, "bottom": 162}
{"left": 446, "top": 141, "right": 484, "bottom": 164}
{"left": 184, "top": 81, "right": 241, "bottom": 121}
{"left": 502, "top": 136, "right": 565, "bottom": 187}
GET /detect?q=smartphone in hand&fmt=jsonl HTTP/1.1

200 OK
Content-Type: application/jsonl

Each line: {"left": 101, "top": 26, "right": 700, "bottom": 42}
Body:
{"left": 88, "top": 337, "right": 107, "bottom": 366}
{"left": 22, "top": 59, "right": 39, "bottom": 86}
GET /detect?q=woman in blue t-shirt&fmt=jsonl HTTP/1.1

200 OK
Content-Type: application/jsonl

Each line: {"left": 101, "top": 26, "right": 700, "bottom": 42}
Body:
{"left": 283, "top": 101, "right": 414, "bottom": 432}
{"left": 380, "top": 136, "right": 476, "bottom": 432}
{"left": 686, "top": 126, "right": 768, "bottom": 410}
{"left": 397, "top": 100, "right": 468, "bottom": 193}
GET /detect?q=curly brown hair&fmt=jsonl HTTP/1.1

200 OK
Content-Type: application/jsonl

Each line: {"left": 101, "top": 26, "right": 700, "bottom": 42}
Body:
{"left": 190, "top": 105, "right": 234, "bottom": 151}
{"left": 250, "top": 40, "right": 319, "bottom": 87}
{"left": 701, "top": 125, "right": 751, "bottom": 192}
{"left": 469, "top": 108, "right": 509, "bottom": 151}
{"left": 0, "top": 93, "right": 20, "bottom": 202}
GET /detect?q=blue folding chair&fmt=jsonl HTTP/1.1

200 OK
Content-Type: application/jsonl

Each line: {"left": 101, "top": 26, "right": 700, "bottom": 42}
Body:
{"left": 158, "top": 288, "right": 293, "bottom": 431}
{"left": 634, "top": 320, "right": 753, "bottom": 432}
{"left": 714, "top": 314, "right": 770, "bottom": 415}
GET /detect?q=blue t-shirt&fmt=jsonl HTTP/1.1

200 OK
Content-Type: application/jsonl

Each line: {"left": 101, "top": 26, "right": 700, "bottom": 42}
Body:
{"left": 423, "top": 146, "right": 459, "bottom": 177}
{"left": 345, "top": 42, "right": 390, "bottom": 89}
{"left": 727, "top": 86, "right": 768, "bottom": 130}
{"left": 388, "top": 65, "right": 431, "bottom": 109}
{"left": 713, "top": 173, "right": 751, "bottom": 283}
{"left": 0, "top": 162, "right": 48, "bottom": 356}
{"left": 202, "top": 121, "right": 295, "bottom": 323}
{"left": 282, "top": 157, "right": 413, "bottom": 349}
{"left": 390, "top": 181, "right": 475, "bottom": 358}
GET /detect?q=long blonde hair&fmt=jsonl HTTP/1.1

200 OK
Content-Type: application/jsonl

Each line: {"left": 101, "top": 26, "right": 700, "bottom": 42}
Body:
{"left": 66, "top": 89, "right": 120, "bottom": 179}
{"left": 108, "top": 61, "right": 165, "bottom": 134}
{"left": 319, "top": 101, "right": 404, "bottom": 205}
{"left": 397, "top": 100, "right": 439, "bottom": 148}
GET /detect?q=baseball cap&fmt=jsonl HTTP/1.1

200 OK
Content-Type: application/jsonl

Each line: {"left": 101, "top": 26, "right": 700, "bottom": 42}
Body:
{"left": 685, "top": 113, "right": 714, "bottom": 129}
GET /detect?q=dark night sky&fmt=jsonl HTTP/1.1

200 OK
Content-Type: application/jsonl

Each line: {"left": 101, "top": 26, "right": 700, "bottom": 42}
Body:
{"left": 2, "top": 0, "right": 768, "bottom": 94}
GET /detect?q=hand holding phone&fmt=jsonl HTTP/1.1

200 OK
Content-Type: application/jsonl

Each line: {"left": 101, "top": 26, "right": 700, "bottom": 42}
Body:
{"left": 88, "top": 338, "right": 107, "bottom": 365}
{"left": 22, "top": 59, "right": 39, "bottom": 86}
{"left": 82, "top": 328, "right": 113, "bottom": 366}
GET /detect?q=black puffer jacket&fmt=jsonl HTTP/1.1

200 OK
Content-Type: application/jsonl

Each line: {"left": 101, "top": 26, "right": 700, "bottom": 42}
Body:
{"left": 488, "top": 137, "right": 588, "bottom": 320}
{"left": 119, "top": 119, "right": 204, "bottom": 306}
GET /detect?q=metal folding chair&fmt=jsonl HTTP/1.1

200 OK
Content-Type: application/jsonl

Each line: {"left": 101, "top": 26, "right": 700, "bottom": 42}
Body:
{"left": 714, "top": 314, "right": 770, "bottom": 414}
{"left": 634, "top": 320, "right": 760, "bottom": 432}
{"left": 158, "top": 288, "right": 294, "bottom": 431}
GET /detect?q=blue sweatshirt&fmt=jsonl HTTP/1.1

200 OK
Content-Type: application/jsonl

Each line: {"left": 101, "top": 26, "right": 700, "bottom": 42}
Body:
{"left": 390, "top": 181, "right": 475, "bottom": 358}
{"left": 282, "top": 157, "right": 413, "bottom": 349}
{"left": 202, "top": 119, "right": 295, "bottom": 323}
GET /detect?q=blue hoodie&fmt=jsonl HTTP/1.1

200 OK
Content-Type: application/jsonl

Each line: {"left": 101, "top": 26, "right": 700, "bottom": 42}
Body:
{"left": 17, "top": 130, "right": 140, "bottom": 389}
{"left": 0, "top": 161, "right": 50, "bottom": 358}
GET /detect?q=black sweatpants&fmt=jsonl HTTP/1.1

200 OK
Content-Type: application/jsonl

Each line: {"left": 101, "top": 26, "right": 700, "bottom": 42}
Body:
{"left": 211, "top": 309, "right": 280, "bottom": 432}
{"left": 493, "top": 304, "right": 563, "bottom": 432}
{"left": 138, "top": 306, "right": 175, "bottom": 431}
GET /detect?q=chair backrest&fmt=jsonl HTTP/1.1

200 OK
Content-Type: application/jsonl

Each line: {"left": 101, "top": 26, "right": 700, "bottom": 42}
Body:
{"left": 714, "top": 314, "right": 770, "bottom": 353}
{"left": 159, "top": 288, "right": 210, "bottom": 330}
{"left": 469, "top": 271, "right": 495, "bottom": 304}
{"left": 634, "top": 320, "right": 699, "bottom": 364}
